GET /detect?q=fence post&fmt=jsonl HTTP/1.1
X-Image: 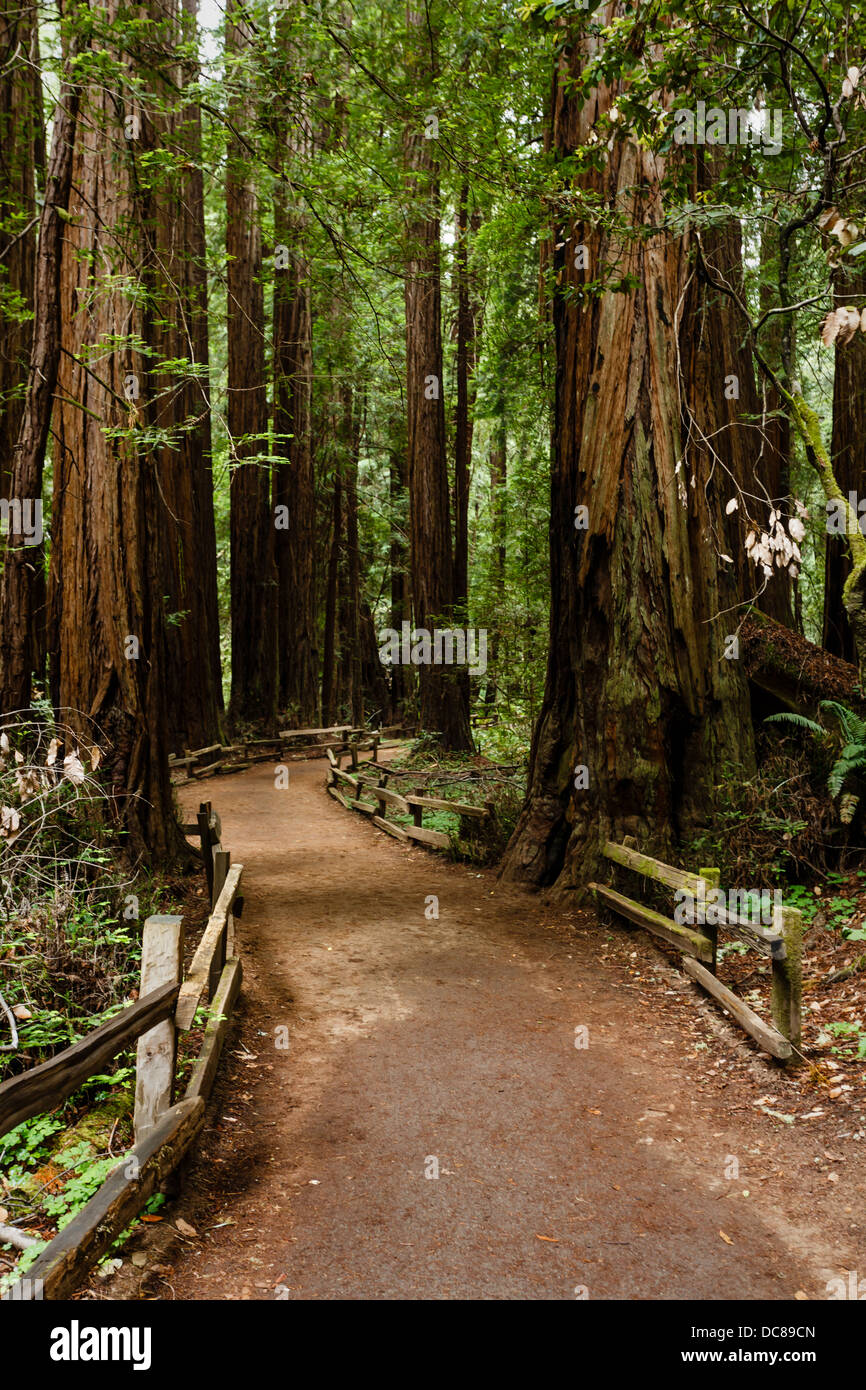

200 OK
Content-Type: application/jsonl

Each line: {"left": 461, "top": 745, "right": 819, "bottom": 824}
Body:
{"left": 197, "top": 801, "right": 214, "bottom": 903}
{"left": 771, "top": 902, "right": 803, "bottom": 1054}
{"left": 134, "top": 915, "right": 184, "bottom": 1141}
{"left": 699, "top": 867, "right": 720, "bottom": 974}
{"left": 212, "top": 848, "right": 230, "bottom": 910}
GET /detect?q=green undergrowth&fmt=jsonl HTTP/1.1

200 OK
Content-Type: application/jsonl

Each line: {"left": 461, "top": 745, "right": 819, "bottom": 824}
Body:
{"left": 374, "top": 727, "right": 527, "bottom": 864}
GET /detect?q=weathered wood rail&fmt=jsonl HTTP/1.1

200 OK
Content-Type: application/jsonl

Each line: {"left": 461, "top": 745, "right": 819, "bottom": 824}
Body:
{"left": 170, "top": 725, "right": 411, "bottom": 786}
{"left": 589, "top": 839, "right": 801, "bottom": 1062}
{"left": 325, "top": 746, "right": 494, "bottom": 852}
{"left": 0, "top": 805, "right": 245, "bottom": 1301}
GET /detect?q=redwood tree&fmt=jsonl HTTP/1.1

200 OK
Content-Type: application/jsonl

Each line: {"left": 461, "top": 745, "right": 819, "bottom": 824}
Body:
{"left": 226, "top": 0, "right": 277, "bottom": 728}
{"left": 403, "top": 3, "right": 472, "bottom": 750}
{"left": 502, "top": 17, "right": 754, "bottom": 891}
{"left": 49, "top": 0, "right": 182, "bottom": 861}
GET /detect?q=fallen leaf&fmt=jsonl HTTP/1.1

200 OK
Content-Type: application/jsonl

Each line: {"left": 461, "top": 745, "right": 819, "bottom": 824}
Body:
{"left": 131, "top": 1253, "right": 147, "bottom": 1267}
{"left": 720, "top": 1230, "right": 734, "bottom": 1245}
{"left": 139, "top": 1214, "right": 163, "bottom": 1223}
{"left": 11, "top": 1004, "right": 31, "bottom": 1021}
{"left": 175, "top": 1219, "right": 197, "bottom": 1237}
{"left": 536, "top": 1235, "right": 559, "bottom": 1242}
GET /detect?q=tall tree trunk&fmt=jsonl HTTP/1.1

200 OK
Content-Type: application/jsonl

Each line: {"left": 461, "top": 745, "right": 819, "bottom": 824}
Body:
{"left": 273, "top": 187, "right": 318, "bottom": 724}
{"left": 226, "top": 0, "right": 276, "bottom": 729}
{"left": 389, "top": 429, "right": 410, "bottom": 720}
{"left": 403, "top": 4, "right": 472, "bottom": 751}
{"left": 484, "top": 414, "right": 506, "bottom": 707}
{"left": 453, "top": 188, "right": 480, "bottom": 724}
{"left": 49, "top": 0, "right": 181, "bottom": 862}
{"left": 321, "top": 465, "right": 342, "bottom": 726}
{"left": 273, "top": 8, "right": 318, "bottom": 726}
{"left": 148, "top": 0, "right": 223, "bottom": 752}
{"left": 342, "top": 384, "right": 363, "bottom": 726}
{"left": 0, "top": 54, "right": 78, "bottom": 713}
{"left": 502, "top": 18, "right": 754, "bottom": 892}
{"left": 756, "top": 223, "right": 795, "bottom": 628}
{"left": 823, "top": 268, "right": 866, "bottom": 663}
{"left": 0, "top": 0, "right": 39, "bottom": 504}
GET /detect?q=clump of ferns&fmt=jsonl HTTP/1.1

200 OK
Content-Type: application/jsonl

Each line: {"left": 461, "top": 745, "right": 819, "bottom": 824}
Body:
{"left": 765, "top": 700, "right": 866, "bottom": 825}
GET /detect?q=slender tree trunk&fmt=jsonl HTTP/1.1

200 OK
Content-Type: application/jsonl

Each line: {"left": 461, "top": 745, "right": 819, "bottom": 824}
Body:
{"left": 502, "top": 18, "right": 754, "bottom": 891}
{"left": 342, "top": 384, "right": 363, "bottom": 726}
{"left": 484, "top": 415, "right": 506, "bottom": 707}
{"left": 226, "top": 0, "right": 276, "bottom": 728}
{"left": 453, "top": 188, "right": 480, "bottom": 724}
{"left": 756, "top": 223, "right": 795, "bottom": 627}
{"left": 0, "top": 0, "right": 39, "bottom": 504}
{"left": 321, "top": 466, "right": 342, "bottom": 726}
{"left": 49, "top": 0, "right": 180, "bottom": 862}
{"left": 273, "top": 187, "right": 318, "bottom": 724}
{"left": 0, "top": 57, "right": 79, "bottom": 713}
{"left": 403, "top": 4, "right": 472, "bottom": 750}
{"left": 389, "top": 431, "right": 410, "bottom": 720}
{"left": 823, "top": 268, "right": 866, "bottom": 663}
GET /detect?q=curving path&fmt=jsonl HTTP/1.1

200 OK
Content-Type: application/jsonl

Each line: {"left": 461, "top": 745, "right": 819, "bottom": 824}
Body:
{"left": 135, "top": 758, "right": 863, "bottom": 1301}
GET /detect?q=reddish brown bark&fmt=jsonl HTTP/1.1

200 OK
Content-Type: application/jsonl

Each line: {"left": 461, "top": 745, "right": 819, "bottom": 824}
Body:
{"left": 823, "top": 269, "right": 866, "bottom": 663}
{"left": 146, "top": 0, "right": 223, "bottom": 751}
{"left": 49, "top": 1, "right": 181, "bottom": 861}
{"left": 226, "top": 0, "right": 277, "bottom": 729}
{"left": 0, "top": 0, "right": 39, "bottom": 505}
{"left": 502, "top": 18, "right": 754, "bottom": 891}
{"left": 0, "top": 57, "right": 78, "bottom": 714}
{"left": 403, "top": 4, "right": 472, "bottom": 750}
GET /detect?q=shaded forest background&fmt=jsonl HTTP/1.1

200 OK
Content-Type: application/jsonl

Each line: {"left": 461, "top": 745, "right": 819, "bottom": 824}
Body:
{"left": 0, "top": 0, "right": 864, "bottom": 890}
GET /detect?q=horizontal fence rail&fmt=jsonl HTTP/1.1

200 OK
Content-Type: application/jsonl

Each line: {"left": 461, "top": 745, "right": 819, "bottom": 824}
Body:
{"left": 589, "top": 838, "right": 801, "bottom": 1063}
{"left": 1, "top": 801, "right": 245, "bottom": 1301}
{"left": 325, "top": 745, "right": 494, "bottom": 852}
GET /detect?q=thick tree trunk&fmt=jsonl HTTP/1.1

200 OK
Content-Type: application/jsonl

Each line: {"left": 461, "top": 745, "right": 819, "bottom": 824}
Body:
{"left": 0, "top": 61, "right": 78, "bottom": 714}
{"left": 822, "top": 269, "right": 866, "bottom": 663}
{"left": 226, "top": 0, "right": 276, "bottom": 729}
{"left": 147, "top": 0, "right": 223, "bottom": 752}
{"left": 501, "top": 20, "right": 754, "bottom": 892}
{"left": 403, "top": 4, "right": 472, "bottom": 751}
{"left": 49, "top": 2, "right": 180, "bottom": 862}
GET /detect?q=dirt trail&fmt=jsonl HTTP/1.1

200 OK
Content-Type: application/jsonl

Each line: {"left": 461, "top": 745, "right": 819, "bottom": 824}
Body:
{"left": 120, "top": 758, "right": 863, "bottom": 1301}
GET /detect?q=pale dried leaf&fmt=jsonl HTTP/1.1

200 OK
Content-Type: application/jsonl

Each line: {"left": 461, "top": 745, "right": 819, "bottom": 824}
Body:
{"left": 63, "top": 751, "right": 86, "bottom": 787}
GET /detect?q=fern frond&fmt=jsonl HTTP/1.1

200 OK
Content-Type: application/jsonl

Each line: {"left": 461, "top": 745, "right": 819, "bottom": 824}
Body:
{"left": 764, "top": 712, "right": 824, "bottom": 736}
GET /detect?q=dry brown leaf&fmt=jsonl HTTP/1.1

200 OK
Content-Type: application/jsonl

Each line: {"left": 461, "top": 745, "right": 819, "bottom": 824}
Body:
{"left": 536, "top": 1235, "right": 559, "bottom": 1242}
{"left": 719, "top": 1230, "right": 734, "bottom": 1245}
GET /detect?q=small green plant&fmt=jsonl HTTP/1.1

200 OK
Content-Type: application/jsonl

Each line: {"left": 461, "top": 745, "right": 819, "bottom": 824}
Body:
{"left": 765, "top": 701, "right": 866, "bottom": 823}
{"left": 825, "top": 1020, "right": 866, "bottom": 1059}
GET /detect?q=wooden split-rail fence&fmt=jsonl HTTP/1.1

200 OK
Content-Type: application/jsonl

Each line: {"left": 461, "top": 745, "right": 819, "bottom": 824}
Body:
{"left": 590, "top": 839, "right": 802, "bottom": 1063}
{"left": 325, "top": 744, "right": 494, "bottom": 851}
{"left": 169, "top": 725, "right": 409, "bottom": 786}
{"left": 0, "top": 805, "right": 244, "bottom": 1300}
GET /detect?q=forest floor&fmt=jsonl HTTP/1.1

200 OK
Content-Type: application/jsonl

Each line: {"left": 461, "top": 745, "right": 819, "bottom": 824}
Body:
{"left": 87, "top": 754, "right": 865, "bottom": 1302}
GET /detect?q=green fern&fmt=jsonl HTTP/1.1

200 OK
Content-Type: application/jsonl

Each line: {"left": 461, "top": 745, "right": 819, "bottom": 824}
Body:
{"left": 765, "top": 701, "right": 866, "bottom": 813}
{"left": 764, "top": 712, "right": 823, "bottom": 736}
